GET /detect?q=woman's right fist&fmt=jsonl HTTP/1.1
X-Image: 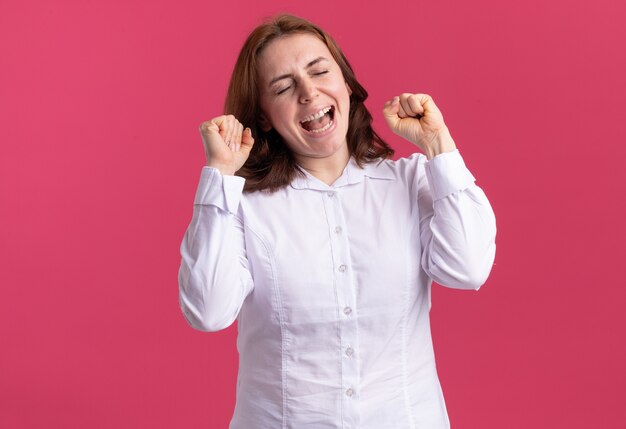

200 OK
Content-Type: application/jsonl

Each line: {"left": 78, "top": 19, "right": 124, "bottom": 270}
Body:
{"left": 199, "top": 115, "right": 255, "bottom": 176}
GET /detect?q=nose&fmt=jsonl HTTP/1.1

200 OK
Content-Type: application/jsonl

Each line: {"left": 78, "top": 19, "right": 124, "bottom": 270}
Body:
{"left": 298, "top": 77, "right": 318, "bottom": 103}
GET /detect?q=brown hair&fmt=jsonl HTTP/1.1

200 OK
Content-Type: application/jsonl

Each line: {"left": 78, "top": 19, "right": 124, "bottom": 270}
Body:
{"left": 225, "top": 14, "right": 394, "bottom": 192}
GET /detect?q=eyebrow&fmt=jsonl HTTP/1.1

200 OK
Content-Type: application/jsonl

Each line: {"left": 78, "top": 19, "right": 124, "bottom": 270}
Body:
{"left": 268, "top": 57, "right": 329, "bottom": 87}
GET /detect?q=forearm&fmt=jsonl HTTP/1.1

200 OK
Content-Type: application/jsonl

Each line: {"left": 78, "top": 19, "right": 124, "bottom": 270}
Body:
{"left": 419, "top": 151, "right": 497, "bottom": 289}
{"left": 178, "top": 168, "right": 253, "bottom": 331}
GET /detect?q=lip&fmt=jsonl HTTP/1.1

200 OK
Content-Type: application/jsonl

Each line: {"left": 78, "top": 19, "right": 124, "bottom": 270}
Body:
{"left": 299, "top": 105, "right": 334, "bottom": 124}
{"left": 300, "top": 115, "right": 337, "bottom": 138}
{"left": 298, "top": 105, "right": 337, "bottom": 138}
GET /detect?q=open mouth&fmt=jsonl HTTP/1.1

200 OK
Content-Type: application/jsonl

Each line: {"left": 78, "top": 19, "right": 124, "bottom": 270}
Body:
{"left": 299, "top": 106, "right": 335, "bottom": 133}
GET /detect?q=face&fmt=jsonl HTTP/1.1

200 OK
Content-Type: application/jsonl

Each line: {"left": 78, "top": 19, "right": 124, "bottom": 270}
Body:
{"left": 257, "top": 33, "right": 352, "bottom": 168}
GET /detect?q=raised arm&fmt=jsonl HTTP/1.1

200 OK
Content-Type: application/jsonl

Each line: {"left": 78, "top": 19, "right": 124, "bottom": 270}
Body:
{"left": 383, "top": 93, "right": 496, "bottom": 289}
{"left": 178, "top": 115, "right": 256, "bottom": 331}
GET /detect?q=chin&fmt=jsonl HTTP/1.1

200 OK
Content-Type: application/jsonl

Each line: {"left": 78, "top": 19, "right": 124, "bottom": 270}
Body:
{"left": 308, "top": 139, "right": 348, "bottom": 159}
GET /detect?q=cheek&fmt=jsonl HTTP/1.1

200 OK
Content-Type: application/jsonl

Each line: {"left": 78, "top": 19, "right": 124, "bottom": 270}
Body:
{"left": 271, "top": 104, "right": 297, "bottom": 130}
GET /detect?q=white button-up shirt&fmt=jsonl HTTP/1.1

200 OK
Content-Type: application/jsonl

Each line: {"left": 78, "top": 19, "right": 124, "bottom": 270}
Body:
{"left": 179, "top": 150, "right": 496, "bottom": 429}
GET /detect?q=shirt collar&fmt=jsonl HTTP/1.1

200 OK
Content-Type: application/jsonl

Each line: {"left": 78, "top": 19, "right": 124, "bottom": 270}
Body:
{"left": 290, "top": 157, "right": 396, "bottom": 191}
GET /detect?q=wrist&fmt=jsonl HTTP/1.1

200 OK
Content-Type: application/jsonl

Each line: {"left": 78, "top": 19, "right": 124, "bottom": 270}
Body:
{"left": 423, "top": 127, "right": 457, "bottom": 160}
{"left": 206, "top": 161, "right": 237, "bottom": 176}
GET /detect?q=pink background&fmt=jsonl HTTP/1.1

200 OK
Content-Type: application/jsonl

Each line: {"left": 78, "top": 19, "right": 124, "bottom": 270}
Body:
{"left": 1, "top": 0, "right": 625, "bottom": 427}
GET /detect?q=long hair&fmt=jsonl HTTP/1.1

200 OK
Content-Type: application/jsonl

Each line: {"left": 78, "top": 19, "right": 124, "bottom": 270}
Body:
{"left": 225, "top": 14, "right": 394, "bottom": 192}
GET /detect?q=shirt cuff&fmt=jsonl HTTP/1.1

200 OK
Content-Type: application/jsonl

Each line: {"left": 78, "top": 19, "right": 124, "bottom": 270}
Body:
{"left": 424, "top": 149, "right": 476, "bottom": 200}
{"left": 193, "top": 167, "right": 246, "bottom": 214}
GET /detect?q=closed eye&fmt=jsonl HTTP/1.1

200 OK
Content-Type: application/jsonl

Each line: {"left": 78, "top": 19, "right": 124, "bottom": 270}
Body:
{"left": 274, "top": 71, "right": 327, "bottom": 95}
{"left": 276, "top": 84, "right": 293, "bottom": 95}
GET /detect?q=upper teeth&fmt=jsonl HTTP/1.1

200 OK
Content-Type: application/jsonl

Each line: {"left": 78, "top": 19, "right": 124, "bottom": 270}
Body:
{"left": 301, "top": 107, "right": 331, "bottom": 123}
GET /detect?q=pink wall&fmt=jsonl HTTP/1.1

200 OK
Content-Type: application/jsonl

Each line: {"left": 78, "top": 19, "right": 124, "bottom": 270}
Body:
{"left": 1, "top": 0, "right": 625, "bottom": 427}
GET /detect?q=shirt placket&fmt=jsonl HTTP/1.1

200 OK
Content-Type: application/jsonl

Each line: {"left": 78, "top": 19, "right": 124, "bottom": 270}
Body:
{"left": 323, "top": 189, "right": 361, "bottom": 429}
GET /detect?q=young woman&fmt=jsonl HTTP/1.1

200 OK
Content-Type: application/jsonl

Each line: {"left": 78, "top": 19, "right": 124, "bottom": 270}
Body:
{"left": 179, "top": 14, "right": 496, "bottom": 429}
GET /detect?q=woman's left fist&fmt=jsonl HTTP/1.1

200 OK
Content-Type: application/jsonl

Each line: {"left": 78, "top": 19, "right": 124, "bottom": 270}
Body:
{"left": 382, "top": 93, "right": 456, "bottom": 159}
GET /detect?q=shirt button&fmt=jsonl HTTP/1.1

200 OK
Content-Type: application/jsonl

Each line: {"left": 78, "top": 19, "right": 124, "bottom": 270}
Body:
{"left": 338, "top": 264, "right": 347, "bottom": 273}
{"left": 346, "top": 388, "right": 354, "bottom": 397}
{"left": 345, "top": 347, "right": 354, "bottom": 357}
{"left": 327, "top": 192, "right": 335, "bottom": 197}
{"left": 343, "top": 306, "right": 352, "bottom": 316}
{"left": 334, "top": 226, "right": 342, "bottom": 234}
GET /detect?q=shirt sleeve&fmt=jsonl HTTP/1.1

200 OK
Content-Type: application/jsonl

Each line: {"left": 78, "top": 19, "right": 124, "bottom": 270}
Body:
{"left": 417, "top": 150, "right": 497, "bottom": 290}
{"left": 178, "top": 167, "right": 254, "bottom": 331}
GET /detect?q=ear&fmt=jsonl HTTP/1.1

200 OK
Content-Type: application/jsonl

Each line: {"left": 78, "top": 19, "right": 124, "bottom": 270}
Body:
{"left": 259, "top": 113, "right": 272, "bottom": 132}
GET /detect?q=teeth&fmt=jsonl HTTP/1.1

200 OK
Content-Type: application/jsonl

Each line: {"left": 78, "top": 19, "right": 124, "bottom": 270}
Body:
{"left": 307, "top": 120, "right": 333, "bottom": 133}
{"left": 300, "top": 107, "right": 331, "bottom": 123}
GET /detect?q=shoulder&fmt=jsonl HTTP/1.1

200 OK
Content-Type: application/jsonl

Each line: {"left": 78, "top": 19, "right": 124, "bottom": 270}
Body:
{"left": 365, "top": 153, "right": 427, "bottom": 182}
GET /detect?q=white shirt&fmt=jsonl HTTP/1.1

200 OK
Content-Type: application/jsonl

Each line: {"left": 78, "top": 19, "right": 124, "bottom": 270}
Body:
{"left": 179, "top": 150, "right": 496, "bottom": 429}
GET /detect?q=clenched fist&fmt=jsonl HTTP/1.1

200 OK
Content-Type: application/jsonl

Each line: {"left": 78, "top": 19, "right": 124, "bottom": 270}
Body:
{"left": 382, "top": 93, "right": 456, "bottom": 159}
{"left": 199, "top": 115, "right": 255, "bottom": 175}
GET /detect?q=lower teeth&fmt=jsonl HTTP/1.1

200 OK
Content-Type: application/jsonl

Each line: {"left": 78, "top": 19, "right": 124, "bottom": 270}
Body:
{"left": 308, "top": 120, "right": 333, "bottom": 133}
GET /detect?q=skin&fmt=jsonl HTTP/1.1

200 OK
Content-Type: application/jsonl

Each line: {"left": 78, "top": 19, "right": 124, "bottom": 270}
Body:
{"left": 256, "top": 33, "right": 353, "bottom": 184}
{"left": 199, "top": 33, "right": 457, "bottom": 183}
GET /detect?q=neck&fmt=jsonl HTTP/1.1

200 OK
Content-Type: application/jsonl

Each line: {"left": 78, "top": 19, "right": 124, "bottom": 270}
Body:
{"left": 295, "top": 145, "right": 351, "bottom": 186}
